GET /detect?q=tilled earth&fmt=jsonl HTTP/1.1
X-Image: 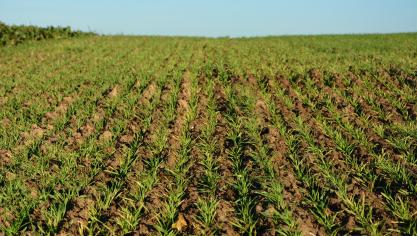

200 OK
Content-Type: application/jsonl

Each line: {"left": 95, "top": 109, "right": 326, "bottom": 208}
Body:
{"left": 1, "top": 35, "right": 417, "bottom": 235}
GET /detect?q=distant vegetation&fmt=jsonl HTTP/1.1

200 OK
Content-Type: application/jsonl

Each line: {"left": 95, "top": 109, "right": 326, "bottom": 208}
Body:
{"left": 0, "top": 22, "right": 95, "bottom": 46}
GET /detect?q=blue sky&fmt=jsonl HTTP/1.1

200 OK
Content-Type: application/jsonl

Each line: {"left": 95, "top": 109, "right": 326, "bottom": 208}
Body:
{"left": 1, "top": 0, "right": 417, "bottom": 37}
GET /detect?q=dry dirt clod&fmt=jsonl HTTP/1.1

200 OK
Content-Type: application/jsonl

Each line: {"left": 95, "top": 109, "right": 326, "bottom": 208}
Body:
{"left": 0, "top": 149, "right": 12, "bottom": 166}
{"left": 172, "top": 213, "right": 187, "bottom": 232}
{"left": 92, "top": 112, "right": 104, "bottom": 122}
{"left": 109, "top": 86, "right": 119, "bottom": 98}
{"left": 80, "top": 124, "right": 95, "bottom": 136}
{"left": 31, "top": 124, "right": 45, "bottom": 138}
{"left": 5, "top": 171, "right": 17, "bottom": 181}
{"left": 1, "top": 118, "right": 11, "bottom": 127}
{"left": 100, "top": 131, "right": 113, "bottom": 141}
{"left": 120, "top": 134, "right": 134, "bottom": 144}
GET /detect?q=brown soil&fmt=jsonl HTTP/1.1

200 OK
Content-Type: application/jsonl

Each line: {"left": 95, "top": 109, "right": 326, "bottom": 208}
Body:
{"left": 278, "top": 72, "right": 402, "bottom": 231}
{"left": 108, "top": 85, "right": 119, "bottom": 98}
{"left": 3, "top": 38, "right": 417, "bottom": 236}
{"left": 43, "top": 96, "right": 74, "bottom": 122}
{"left": 176, "top": 75, "right": 210, "bottom": 234}
{"left": 0, "top": 149, "right": 12, "bottom": 167}
{"left": 57, "top": 80, "right": 158, "bottom": 234}
{"left": 1, "top": 118, "right": 11, "bottom": 127}
{"left": 166, "top": 71, "right": 192, "bottom": 169}
{"left": 136, "top": 71, "right": 194, "bottom": 234}
{"left": 93, "top": 80, "right": 168, "bottom": 234}
{"left": 212, "top": 81, "right": 238, "bottom": 218}
{"left": 248, "top": 75, "right": 323, "bottom": 235}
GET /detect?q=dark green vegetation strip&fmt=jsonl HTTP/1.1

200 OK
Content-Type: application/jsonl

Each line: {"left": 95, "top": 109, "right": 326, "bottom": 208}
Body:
{"left": 0, "top": 22, "right": 95, "bottom": 47}
{"left": 0, "top": 33, "right": 417, "bottom": 235}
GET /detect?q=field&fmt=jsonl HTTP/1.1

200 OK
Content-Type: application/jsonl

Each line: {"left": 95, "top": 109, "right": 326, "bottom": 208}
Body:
{"left": 0, "top": 34, "right": 417, "bottom": 235}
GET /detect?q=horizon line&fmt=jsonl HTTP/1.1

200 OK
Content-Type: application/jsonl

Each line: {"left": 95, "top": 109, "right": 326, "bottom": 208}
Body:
{"left": 2, "top": 20, "right": 417, "bottom": 38}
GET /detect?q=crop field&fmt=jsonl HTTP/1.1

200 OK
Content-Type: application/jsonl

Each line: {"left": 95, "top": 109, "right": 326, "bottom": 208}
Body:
{"left": 0, "top": 34, "right": 417, "bottom": 235}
